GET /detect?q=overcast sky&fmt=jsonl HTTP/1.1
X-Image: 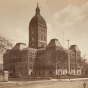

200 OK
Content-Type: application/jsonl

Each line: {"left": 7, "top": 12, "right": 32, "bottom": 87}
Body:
{"left": 0, "top": 0, "right": 88, "bottom": 57}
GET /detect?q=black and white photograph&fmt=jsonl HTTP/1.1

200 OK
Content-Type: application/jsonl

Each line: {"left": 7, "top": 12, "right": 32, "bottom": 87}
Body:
{"left": 0, "top": 0, "right": 88, "bottom": 88}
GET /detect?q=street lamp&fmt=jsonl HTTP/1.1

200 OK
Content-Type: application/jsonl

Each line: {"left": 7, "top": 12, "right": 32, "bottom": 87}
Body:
{"left": 28, "top": 48, "right": 29, "bottom": 78}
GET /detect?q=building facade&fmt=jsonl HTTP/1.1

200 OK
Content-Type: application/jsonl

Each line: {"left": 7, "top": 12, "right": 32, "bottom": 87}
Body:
{"left": 3, "top": 4, "right": 81, "bottom": 76}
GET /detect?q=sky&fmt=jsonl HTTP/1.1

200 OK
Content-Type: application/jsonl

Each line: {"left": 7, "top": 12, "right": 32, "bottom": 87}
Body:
{"left": 0, "top": 0, "right": 88, "bottom": 58}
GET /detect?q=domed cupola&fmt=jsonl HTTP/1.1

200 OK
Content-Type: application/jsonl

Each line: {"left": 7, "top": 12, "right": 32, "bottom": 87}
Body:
{"left": 29, "top": 3, "right": 47, "bottom": 29}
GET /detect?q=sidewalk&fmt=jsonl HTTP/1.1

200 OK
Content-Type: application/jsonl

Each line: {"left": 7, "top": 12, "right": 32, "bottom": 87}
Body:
{"left": 51, "top": 78, "right": 88, "bottom": 81}
{"left": 0, "top": 78, "right": 88, "bottom": 84}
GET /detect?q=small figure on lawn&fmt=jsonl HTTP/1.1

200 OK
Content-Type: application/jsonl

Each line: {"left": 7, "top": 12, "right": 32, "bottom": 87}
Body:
{"left": 83, "top": 82, "right": 86, "bottom": 88}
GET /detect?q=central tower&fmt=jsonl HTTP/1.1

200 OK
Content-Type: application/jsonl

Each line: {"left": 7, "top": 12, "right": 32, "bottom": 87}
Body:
{"left": 29, "top": 4, "right": 47, "bottom": 49}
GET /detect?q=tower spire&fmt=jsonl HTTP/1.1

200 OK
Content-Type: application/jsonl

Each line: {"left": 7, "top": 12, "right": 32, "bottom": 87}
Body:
{"left": 37, "top": 2, "right": 38, "bottom": 7}
{"left": 36, "top": 2, "right": 40, "bottom": 15}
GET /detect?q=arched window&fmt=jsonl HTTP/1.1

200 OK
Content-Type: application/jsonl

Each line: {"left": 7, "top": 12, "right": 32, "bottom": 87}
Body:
{"left": 59, "top": 71, "right": 61, "bottom": 75}
{"left": 78, "top": 71, "right": 81, "bottom": 74}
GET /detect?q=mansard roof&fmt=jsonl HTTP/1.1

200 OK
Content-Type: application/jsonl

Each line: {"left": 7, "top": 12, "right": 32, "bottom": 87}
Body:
{"left": 12, "top": 43, "right": 27, "bottom": 50}
{"left": 70, "top": 45, "right": 80, "bottom": 52}
{"left": 47, "top": 39, "right": 62, "bottom": 48}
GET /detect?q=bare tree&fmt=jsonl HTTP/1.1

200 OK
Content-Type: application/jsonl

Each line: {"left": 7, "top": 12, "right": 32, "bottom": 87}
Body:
{"left": 81, "top": 54, "right": 88, "bottom": 75}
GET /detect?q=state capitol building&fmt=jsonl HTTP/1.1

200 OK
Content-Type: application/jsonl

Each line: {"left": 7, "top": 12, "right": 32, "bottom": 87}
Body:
{"left": 3, "top": 4, "right": 81, "bottom": 76}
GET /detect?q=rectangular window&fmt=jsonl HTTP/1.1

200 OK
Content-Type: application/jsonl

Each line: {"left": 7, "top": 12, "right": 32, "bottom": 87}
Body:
{"left": 41, "top": 35, "right": 43, "bottom": 41}
{"left": 44, "top": 36, "right": 45, "bottom": 41}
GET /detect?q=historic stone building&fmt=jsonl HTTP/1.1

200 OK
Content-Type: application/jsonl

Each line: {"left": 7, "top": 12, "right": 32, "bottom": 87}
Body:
{"left": 3, "top": 4, "right": 81, "bottom": 76}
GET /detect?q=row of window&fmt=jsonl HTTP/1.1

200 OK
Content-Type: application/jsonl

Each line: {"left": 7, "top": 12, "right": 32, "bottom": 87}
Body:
{"left": 31, "top": 36, "right": 46, "bottom": 41}
{"left": 9, "top": 58, "right": 23, "bottom": 63}
{"left": 31, "top": 29, "right": 46, "bottom": 34}
{"left": 29, "top": 51, "right": 44, "bottom": 56}
{"left": 9, "top": 66, "right": 25, "bottom": 71}
{"left": 9, "top": 52, "right": 27, "bottom": 57}
{"left": 37, "top": 51, "right": 44, "bottom": 55}
{"left": 31, "top": 71, "right": 53, "bottom": 75}
{"left": 30, "top": 57, "right": 35, "bottom": 62}
{"left": 30, "top": 42, "right": 45, "bottom": 47}
{"left": 30, "top": 52, "right": 37, "bottom": 56}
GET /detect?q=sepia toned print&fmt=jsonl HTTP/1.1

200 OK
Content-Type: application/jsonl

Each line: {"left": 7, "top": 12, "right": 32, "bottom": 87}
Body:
{"left": 0, "top": 0, "right": 88, "bottom": 88}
